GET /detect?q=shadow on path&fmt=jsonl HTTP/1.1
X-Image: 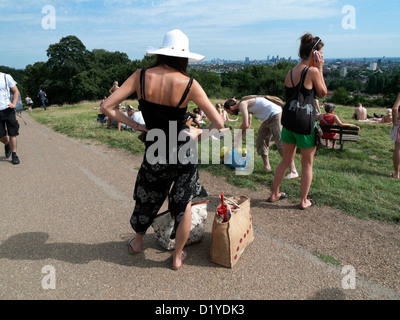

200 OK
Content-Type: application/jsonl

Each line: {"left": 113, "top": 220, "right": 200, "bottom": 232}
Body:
{"left": 0, "top": 232, "right": 215, "bottom": 269}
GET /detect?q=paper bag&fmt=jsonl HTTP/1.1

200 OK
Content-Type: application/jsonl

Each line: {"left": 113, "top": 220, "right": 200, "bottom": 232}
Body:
{"left": 210, "top": 196, "right": 254, "bottom": 268}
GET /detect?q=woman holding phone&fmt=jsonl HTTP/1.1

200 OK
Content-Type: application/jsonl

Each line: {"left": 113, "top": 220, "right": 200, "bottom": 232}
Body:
{"left": 267, "top": 33, "right": 327, "bottom": 209}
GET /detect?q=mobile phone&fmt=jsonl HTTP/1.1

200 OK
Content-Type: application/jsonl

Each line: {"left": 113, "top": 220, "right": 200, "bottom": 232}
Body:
{"left": 311, "top": 50, "right": 317, "bottom": 66}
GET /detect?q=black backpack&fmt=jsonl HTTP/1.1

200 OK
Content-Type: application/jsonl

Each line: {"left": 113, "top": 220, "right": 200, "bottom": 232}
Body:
{"left": 281, "top": 67, "right": 316, "bottom": 135}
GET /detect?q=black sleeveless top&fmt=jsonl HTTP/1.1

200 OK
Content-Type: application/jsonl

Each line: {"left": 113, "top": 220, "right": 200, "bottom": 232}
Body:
{"left": 285, "top": 67, "right": 314, "bottom": 101}
{"left": 138, "top": 68, "right": 194, "bottom": 152}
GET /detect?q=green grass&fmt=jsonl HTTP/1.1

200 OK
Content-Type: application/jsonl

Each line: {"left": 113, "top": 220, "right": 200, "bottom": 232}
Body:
{"left": 29, "top": 101, "right": 400, "bottom": 224}
{"left": 31, "top": 101, "right": 146, "bottom": 154}
{"left": 313, "top": 250, "right": 341, "bottom": 266}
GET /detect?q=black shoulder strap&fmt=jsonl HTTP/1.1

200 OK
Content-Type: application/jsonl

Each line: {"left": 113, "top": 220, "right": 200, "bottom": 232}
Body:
{"left": 290, "top": 69, "right": 295, "bottom": 87}
{"left": 140, "top": 69, "right": 146, "bottom": 100}
{"left": 176, "top": 77, "right": 193, "bottom": 108}
{"left": 299, "top": 67, "right": 310, "bottom": 87}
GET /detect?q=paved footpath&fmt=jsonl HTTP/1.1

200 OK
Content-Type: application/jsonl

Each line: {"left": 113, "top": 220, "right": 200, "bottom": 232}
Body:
{"left": 1, "top": 113, "right": 399, "bottom": 302}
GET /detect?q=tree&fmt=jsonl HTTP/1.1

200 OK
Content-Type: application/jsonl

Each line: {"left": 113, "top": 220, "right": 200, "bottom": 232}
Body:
{"left": 46, "top": 35, "right": 93, "bottom": 103}
{"left": 330, "top": 87, "right": 350, "bottom": 105}
{"left": 385, "top": 71, "right": 400, "bottom": 97}
{"left": 189, "top": 70, "right": 222, "bottom": 97}
{"left": 22, "top": 62, "right": 50, "bottom": 107}
{"left": 220, "top": 62, "right": 294, "bottom": 99}
{"left": 71, "top": 68, "right": 103, "bottom": 102}
{"left": 0, "top": 65, "right": 26, "bottom": 99}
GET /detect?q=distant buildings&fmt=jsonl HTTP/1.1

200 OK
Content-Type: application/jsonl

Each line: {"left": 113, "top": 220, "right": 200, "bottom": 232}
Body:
{"left": 189, "top": 57, "right": 400, "bottom": 77}
{"left": 369, "top": 62, "right": 377, "bottom": 71}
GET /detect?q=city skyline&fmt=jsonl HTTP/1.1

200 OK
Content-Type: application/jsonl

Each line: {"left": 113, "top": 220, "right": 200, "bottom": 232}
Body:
{"left": 1, "top": 0, "right": 399, "bottom": 69}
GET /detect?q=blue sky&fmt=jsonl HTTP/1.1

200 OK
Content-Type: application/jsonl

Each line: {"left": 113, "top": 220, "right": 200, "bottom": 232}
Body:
{"left": 1, "top": 0, "right": 399, "bottom": 69}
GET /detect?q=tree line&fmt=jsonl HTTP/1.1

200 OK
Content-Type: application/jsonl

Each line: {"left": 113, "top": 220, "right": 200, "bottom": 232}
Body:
{"left": 1, "top": 35, "right": 399, "bottom": 108}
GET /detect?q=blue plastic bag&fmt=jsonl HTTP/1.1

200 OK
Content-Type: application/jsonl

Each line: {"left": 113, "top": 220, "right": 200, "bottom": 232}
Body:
{"left": 225, "top": 148, "right": 251, "bottom": 170}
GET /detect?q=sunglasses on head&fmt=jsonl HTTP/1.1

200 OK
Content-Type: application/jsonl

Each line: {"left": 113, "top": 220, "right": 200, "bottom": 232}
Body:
{"left": 312, "top": 37, "right": 321, "bottom": 51}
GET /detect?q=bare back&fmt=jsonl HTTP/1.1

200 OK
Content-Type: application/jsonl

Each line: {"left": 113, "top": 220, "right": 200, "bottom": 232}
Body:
{"left": 284, "top": 64, "right": 314, "bottom": 91}
{"left": 353, "top": 107, "right": 367, "bottom": 120}
{"left": 137, "top": 66, "right": 192, "bottom": 108}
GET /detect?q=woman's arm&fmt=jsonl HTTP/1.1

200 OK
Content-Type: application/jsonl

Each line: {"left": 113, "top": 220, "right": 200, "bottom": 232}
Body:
{"left": 392, "top": 93, "right": 400, "bottom": 126}
{"left": 187, "top": 80, "right": 225, "bottom": 140}
{"left": 310, "top": 52, "right": 327, "bottom": 99}
{"left": 334, "top": 115, "right": 359, "bottom": 128}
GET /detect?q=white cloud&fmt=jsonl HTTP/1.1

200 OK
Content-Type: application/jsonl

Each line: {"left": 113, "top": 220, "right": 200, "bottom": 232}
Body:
{"left": 1, "top": 0, "right": 399, "bottom": 68}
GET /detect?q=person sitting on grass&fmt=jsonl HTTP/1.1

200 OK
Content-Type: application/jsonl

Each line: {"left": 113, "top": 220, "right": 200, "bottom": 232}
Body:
{"left": 193, "top": 108, "right": 206, "bottom": 125}
{"left": 352, "top": 103, "right": 371, "bottom": 121}
{"left": 319, "top": 103, "right": 359, "bottom": 148}
{"left": 372, "top": 109, "right": 392, "bottom": 124}
{"left": 120, "top": 105, "right": 135, "bottom": 130}
{"left": 107, "top": 104, "right": 123, "bottom": 131}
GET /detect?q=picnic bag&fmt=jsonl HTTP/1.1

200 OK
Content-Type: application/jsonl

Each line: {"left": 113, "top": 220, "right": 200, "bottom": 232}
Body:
{"left": 210, "top": 195, "right": 254, "bottom": 268}
{"left": 281, "top": 67, "right": 317, "bottom": 135}
{"left": 151, "top": 200, "right": 209, "bottom": 250}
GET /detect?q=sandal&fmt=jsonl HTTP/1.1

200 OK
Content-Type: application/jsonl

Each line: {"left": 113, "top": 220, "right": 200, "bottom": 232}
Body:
{"left": 299, "top": 199, "right": 316, "bottom": 210}
{"left": 267, "top": 192, "right": 287, "bottom": 203}
{"left": 127, "top": 237, "right": 140, "bottom": 254}
{"left": 171, "top": 250, "right": 187, "bottom": 270}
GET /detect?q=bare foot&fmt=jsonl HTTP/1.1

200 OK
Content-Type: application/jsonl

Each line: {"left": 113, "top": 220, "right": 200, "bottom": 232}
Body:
{"left": 264, "top": 165, "right": 272, "bottom": 172}
{"left": 172, "top": 250, "right": 187, "bottom": 270}
{"left": 390, "top": 173, "right": 400, "bottom": 179}
{"left": 285, "top": 172, "right": 299, "bottom": 180}
{"left": 128, "top": 237, "right": 141, "bottom": 254}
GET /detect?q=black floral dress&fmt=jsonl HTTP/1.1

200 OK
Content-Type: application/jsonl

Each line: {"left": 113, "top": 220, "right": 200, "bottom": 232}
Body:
{"left": 130, "top": 69, "right": 202, "bottom": 239}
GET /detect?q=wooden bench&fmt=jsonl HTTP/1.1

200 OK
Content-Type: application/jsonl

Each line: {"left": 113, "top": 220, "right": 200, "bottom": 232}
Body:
{"left": 319, "top": 124, "right": 360, "bottom": 151}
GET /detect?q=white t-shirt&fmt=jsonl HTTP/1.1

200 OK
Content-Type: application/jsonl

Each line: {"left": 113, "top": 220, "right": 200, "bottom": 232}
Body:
{"left": 248, "top": 97, "right": 282, "bottom": 122}
{"left": 0, "top": 72, "right": 17, "bottom": 111}
{"left": 132, "top": 111, "right": 145, "bottom": 125}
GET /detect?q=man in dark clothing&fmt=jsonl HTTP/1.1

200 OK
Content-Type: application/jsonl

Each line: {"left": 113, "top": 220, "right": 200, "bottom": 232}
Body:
{"left": 37, "top": 88, "right": 47, "bottom": 110}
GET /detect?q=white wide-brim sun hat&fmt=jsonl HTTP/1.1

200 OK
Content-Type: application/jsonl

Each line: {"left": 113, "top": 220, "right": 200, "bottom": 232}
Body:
{"left": 146, "top": 29, "right": 205, "bottom": 63}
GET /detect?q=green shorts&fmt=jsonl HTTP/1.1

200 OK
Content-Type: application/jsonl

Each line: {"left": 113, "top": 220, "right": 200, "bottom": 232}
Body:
{"left": 281, "top": 126, "right": 316, "bottom": 149}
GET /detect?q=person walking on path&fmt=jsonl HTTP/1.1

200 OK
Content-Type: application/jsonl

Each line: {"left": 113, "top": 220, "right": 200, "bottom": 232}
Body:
{"left": 224, "top": 96, "right": 298, "bottom": 179}
{"left": 267, "top": 33, "right": 327, "bottom": 209}
{"left": 0, "top": 72, "right": 21, "bottom": 164}
{"left": 25, "top": 95, "right": 33, "bottom": 113}
{"left": 37, "top": 89, "right": 47, "bottom": 110}
{"left": 390, "top": 93, "right": 400, "bottom": 179}
{"left": 100, "top": 29, "right": 225, "bottom": 270}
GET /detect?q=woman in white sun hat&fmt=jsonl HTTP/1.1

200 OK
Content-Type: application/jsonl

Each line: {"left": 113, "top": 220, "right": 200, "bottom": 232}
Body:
{"left": 101, "top": 29, "right": 225, "bottom": 270}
